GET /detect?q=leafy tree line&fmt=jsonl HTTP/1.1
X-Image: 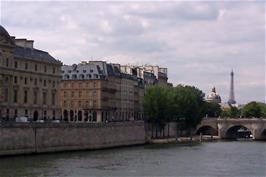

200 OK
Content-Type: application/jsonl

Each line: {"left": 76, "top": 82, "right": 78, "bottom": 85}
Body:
{"left": 143, "top": 85, "right": 266, "bottom": 139}
{"left": 221, "top": 101, "right": 266, "bottom": 118}
{"left": 144, "top": 85, "right": 219, "bottom": 138}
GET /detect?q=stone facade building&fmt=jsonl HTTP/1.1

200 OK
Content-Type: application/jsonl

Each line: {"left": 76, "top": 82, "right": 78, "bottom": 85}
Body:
{"left": 0, "top": 26, "right": 62, "bottom": 121}
{"left": 206, "top": 87, "right": 222, "bottom": 104}
{"left": 120, "top": 65, "right": 169, "bottom": 87}
{"left": 60, "top": 61, "right": 144, "bottom": 123}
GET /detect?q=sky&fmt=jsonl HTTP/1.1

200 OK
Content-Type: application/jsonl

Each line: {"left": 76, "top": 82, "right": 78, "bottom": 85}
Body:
{"left": 0, "top": 0, "right": 265, "bottom": 104}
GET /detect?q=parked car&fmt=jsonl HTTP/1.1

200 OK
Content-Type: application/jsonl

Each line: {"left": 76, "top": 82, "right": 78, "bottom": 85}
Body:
{"left": 36, "top": 120, "right": 44, "bottom": 123}
{"left": 52, "top": 120, "right": 60, "bottom": 123}
{"left": 15, "top": 117, "right": 28, "bottom": 123}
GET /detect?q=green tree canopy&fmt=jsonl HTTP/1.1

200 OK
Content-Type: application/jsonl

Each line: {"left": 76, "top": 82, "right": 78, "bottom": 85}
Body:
{"left": 201, "top": 102, "right": 222, "bottom": 118}
{"left": 258, "top": 102, "right": 266, "bottom": 117}
{"left": 221, "top": 106, "right": 240, "bottom": 118}
{"left": 241, "top": 101, "right": 265, "bottom": 118}
{"left": 171, "top": 85, "right": 205, "bottom": 129}
{"left": 144, "top": 85, "right": 206, "bottom": 136}
{"left": 143, "top": 86, "right": 172, "bottom": 127}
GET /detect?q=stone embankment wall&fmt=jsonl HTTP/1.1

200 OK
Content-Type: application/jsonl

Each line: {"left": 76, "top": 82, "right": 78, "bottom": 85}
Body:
{"left": 0, "top": 121, "right": 145, "bottom": 156}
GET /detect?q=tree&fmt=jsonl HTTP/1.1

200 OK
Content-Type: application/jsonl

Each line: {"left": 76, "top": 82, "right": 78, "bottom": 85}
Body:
{"left": 202, "top": 102, "right": 222, "bottom": 118}
{"left": 144, "top": 86, "right": 172, "bottom": 138}
{"left": 221, "top": 106, "right": 240, "bottom": 118}
{"left": 241, "top": 101, "right": 263, "bottom": 118}
{"left": 258, "top": 102, "right": 266, "bottom": 117}
{"left": 144, "top": 84, "right": 206, "bottom": 140}
{"left": 172, "top": 85, "right": 205, "bottom": 139}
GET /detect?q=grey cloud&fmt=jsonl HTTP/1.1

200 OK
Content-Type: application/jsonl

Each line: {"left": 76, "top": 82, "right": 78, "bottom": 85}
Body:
{"left": 1, "top": 1, "right": 264, "bottom": 103}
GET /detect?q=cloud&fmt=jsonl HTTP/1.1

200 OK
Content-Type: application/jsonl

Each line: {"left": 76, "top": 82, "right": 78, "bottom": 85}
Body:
{"left": 1, "top": 1, "right": 265, "bottom": 103}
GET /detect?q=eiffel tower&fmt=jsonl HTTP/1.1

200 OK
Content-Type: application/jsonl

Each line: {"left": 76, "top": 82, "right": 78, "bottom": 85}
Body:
{"left": 227, "top": 70, "right": 236, "bottom": 104}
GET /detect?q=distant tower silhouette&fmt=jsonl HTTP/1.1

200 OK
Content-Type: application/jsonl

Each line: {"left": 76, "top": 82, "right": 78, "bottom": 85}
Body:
{"left": 228, "top": 70, "right": 236, "bottom": 104}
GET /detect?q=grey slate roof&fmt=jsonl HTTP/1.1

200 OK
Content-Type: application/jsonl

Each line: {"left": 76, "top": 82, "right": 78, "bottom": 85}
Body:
{"left": 0, "top": 25, "right": 15, "bottom": 45}
{"left": 14, "top": 46, "right": 61, "bottom": 64}
{"left": 107, "top": 64, "right": 121, "bottom": 77}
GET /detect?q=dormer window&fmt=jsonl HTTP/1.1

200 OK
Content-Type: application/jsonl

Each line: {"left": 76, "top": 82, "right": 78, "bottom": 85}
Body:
{"left": 87, "top": 74, "right": 92, "bottom": 79}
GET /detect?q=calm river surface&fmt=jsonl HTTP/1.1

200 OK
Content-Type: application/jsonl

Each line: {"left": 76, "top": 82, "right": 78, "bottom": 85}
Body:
{"left": 0, "top": 141, "right": 265, "bottom": 177}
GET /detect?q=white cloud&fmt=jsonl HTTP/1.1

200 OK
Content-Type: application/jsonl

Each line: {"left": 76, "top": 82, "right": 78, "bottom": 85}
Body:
{"left": 1, "top": 1, "right": 265, "bottom": 103}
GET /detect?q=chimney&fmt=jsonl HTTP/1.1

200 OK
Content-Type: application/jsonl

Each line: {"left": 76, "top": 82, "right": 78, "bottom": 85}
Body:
{"left": 15, "top": 39, "right": 34, "bottom": 49}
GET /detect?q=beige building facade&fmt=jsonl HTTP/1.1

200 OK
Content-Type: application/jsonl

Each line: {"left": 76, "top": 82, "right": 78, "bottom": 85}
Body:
{"left": 0, "top": 26, "right": 62, "bottom": 121}
{"left": 60, "top": 61, "right": 144, "bottom": 122}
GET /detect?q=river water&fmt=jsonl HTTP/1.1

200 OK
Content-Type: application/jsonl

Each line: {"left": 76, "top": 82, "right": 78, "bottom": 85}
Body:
{"left": 0, "top": 141, "right": 265, "bottom": 177}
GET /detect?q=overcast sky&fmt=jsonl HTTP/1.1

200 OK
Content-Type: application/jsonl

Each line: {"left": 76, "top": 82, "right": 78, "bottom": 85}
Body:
{"left": 1, "top": 1, "right": 265, "bottom": 104}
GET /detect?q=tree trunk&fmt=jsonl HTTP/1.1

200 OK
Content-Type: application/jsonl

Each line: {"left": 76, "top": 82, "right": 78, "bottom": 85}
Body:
{"left": 163, "top": 125, "right": 165, "bottom": 138}
{"left": 168, "top": 123, "right": 170, "bottom": 138}
{"left": 156, "top": 125, "right": 158, "bottom": 138}
{"left": 151, "top": 123, "right": 154, "bottom": 139}
{"left": 190, "top": 127, "right": 193, "bottom": 143}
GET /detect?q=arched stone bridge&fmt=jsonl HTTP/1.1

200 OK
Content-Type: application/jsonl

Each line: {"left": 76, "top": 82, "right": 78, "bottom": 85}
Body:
{"left": 196, "top": 118, "right": 266, "bottom": 140}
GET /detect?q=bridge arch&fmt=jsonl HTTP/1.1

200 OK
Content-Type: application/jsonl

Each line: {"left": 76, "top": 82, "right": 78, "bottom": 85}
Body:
{"left": 225, "top": 125, "right": 253, "bottom": 140}
{"left": 258, "top": 129, "right": 266, "bottom": 140}
{"left": 196, "top": 125, "right": 218, "bottom": 136}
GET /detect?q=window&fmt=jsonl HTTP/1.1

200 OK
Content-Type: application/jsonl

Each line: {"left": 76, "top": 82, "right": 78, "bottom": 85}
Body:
{"left": 4, "top": 88, "right": 8, "bottom": 102}
{"left": 14, "top": 76, "right": 17, "bottom": 84}
{"left": 6, "top": 58, "right": 9, "bottom": 67}
{"left": 14, "top": 109, "right": 18, "bottom": 117}
{"left": 35, "top": 64, "right": 38, "bottom": 71}
{"left": 44, "top": 65, "right": 47, "bottom": 72}
{"left": 14, "top": 61, "right": 18, "bottom": 68}
{"left": 79, "top": 91, "right": 82, "bottom": 97}
{"left": 6, "top": 109, "right": 9, "bottom": 119}
{"left": 64, "top": 91, "right": 67, "bottom": 97}
{"left": 25, "top": 63, "right": 28, "bottom": 70}
{"left": 43, "top": 111, "right": 47, "bottom": 119}
{"left": 34, "top": 90, "right": 38, "bottom": 104}
{"left": 13, "top": 89, "right": 17, "bottom": 103}
{"left": 52, "top": 110, "right": 56, "bottom": 120}
{"left": 52, "top": 92, "right": 56, "bottom": 105}
{"left": 25, "top": 109, "right": 28, "bottom": 116}
{"left": 53, "top": 67, "right": 56, "bottom": 74}
{"left": 43, "top": 80, "right": 47, "bottom": 87}
{"left": 24, "top": 78, "right": 28, "bottom": 85}
{"left": 43, "top": 92, "right": 47, "bottom": 104}
{"left": 52, "top": 81, "right": 55, "bottom": 88}
{"left": 34, "top": 78, "right": 38, "bottom": 86}
{"left": 71, "top": 91, "right": 74, "bottom": 97}
{"left": 24, "top": 90, "right": 28, "bottom": 103}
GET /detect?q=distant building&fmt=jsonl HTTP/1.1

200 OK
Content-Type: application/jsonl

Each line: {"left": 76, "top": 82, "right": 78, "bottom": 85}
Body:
{"left": 228, "top": 70, "right": 236, "bottom": 105}
{"left": 206, "top": 87, "right": 222, "bottom": 104}
{"left": 60, "top": 61, "right": 144, "bottom": 122}
{"left": 0, "top": 25, "right": 62, "bottom": 121}
{"left": 120, "top": 65, "right": 169, "bottom": 87}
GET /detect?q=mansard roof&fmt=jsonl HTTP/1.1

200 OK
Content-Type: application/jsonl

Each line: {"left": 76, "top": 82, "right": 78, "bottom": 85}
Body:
{"left": 0, "top": 25, "right": 15, "bottom": 46}
{"left": 14, "top": 46, "right": 61, "bottom": 64}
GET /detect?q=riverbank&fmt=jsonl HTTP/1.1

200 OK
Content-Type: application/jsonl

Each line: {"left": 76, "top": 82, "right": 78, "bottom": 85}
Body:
{"left": 148, "top": 135, "right": 220, "bottom": 144}
{"left": 0, "top": 121, "right": 145, "bottom": 156}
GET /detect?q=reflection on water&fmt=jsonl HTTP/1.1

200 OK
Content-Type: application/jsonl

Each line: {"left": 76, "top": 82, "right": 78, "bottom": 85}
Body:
{"left": 0, "top": 141, "right": 265, "bottom": 177}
